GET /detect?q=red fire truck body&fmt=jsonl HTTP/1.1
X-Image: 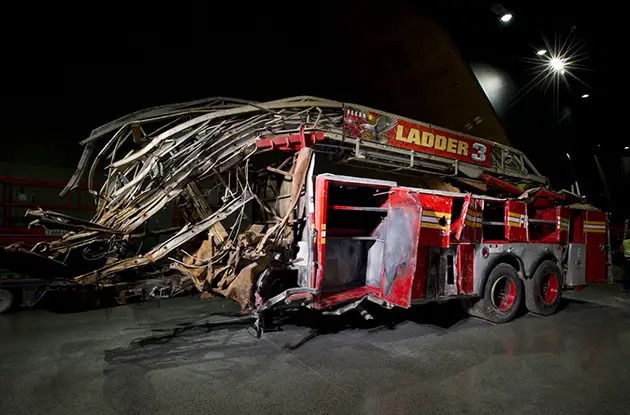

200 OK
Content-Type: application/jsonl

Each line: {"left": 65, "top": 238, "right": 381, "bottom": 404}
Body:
{"left": 257, "top": 102, "right": 609, "bottom": 323}
{"left": 297, "top": 174, "right": 606, "bottom": 322}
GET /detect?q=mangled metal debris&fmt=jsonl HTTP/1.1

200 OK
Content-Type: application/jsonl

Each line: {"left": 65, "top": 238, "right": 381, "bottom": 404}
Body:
{"left": 22, "top": 98, "right": 345, "bottom": 310}
{"left": 10, "top": 96, "right": 578, "bottom": 329}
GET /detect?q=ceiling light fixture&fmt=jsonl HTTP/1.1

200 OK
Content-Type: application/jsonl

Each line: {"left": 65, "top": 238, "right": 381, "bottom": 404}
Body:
{"left": 550, "top": 58, "right": 566, "bottom": 72}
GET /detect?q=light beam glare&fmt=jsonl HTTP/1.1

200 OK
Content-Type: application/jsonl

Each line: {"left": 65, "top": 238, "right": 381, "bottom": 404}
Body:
{"left": 505, "top": 33, "right": 590, "bottom": 118}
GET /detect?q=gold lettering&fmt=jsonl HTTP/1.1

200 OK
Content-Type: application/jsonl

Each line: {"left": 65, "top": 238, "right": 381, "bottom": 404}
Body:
{"left": 395, "top": 125, "right": 407, "bottom": 142}
{"left": 447, "top": 137, "right": 457, "bottom": 153}
{"left": 457, "top": 141, "right": 469, "bottom": 156}
{"left": 435, "top": 135, "right": 447, "bottom": 151}
{"left": 421, "top": 131, "right": 434, "bottom": 147}
{"left": 408, "top": 128, "right": 421, "bottom": 145}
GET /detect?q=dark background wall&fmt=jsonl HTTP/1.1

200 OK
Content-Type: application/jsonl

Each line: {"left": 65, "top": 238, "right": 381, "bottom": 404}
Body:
{"left": 1, "top": 1, "right": 626, "bottom": 219}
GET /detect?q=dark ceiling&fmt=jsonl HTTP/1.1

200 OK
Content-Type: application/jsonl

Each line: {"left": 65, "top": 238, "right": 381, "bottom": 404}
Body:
{"left": 1, "top": 1, "right": 627, "bottom": 215}
{"left": 425, "top": 0, "right": 627, "bottom": 214}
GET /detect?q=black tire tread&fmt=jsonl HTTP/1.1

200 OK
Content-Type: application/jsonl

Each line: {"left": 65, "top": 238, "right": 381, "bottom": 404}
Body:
{"left": 524, "top": 260, "right": 563, "bottom": 316}
{"left": 462, "top": 263, "right": 523, "bottom": 324}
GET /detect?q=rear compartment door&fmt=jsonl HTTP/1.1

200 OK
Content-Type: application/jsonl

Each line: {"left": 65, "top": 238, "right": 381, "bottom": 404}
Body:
{"left": 505, "top": 200, "right": 529, "bottom": 241}
{"left": 417, "top": 194, "right": 452, "bottom": 247}
{"left": 584, "top": 210, "right": 607, "bottom": 282}
{"left": 380, "top": 188, "right": 422, "bottom": 307}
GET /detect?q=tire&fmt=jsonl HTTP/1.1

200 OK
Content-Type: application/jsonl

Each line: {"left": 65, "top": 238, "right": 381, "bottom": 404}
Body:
{"left": 462, "top": 263, "right": 523, "bottom": 324}
{"left": 525, "top": 260, "right": 562, "bottom": 316}
{"left": 0, "top": 288, "right": 15, "bottom": 313}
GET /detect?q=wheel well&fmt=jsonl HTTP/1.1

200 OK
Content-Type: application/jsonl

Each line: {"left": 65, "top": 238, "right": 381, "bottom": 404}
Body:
{"left": 480, "top": 254, "right": 524, "bottom": 293}
{"left": 527, "top": 254, "right": 560, "bottom": 279}
{"left": 492, "top": 254, "right": 523, "bottom": 277}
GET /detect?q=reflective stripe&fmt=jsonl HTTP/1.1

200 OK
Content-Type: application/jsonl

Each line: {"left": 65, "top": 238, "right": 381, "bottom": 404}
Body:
{"left": 423, "top": 210, "right": 452, "bottom": 218}
{"left": 507, "top": 212, "right": 527, "bottom": 228}
{"left": 623, "top": 240, "right": 630, "bottom": 258}
{"left": 584, "top": 220, "right": 606, "bottom": 233}
{"left": 465, "top": 213, "right": 483, "bottom": 228}
{"left": 584, "top": 224, "right": 606, "bottom": 230}
{"left": 585, "top": 220, "right": 606, "bottom": 225}
{"left": 421, "top": 211, "right": 451, "bottom": 231}
{"left": 421, "top": 216, "right": 451, "bottom": 224}
{"left": 557, "top": 216, "right": 569, "bottom": 231}
{"left": 464, "top": 219, "right": 482, "bottom": 228}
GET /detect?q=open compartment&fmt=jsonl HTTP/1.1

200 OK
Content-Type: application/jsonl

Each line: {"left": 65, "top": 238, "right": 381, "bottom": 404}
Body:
{"left": 481, "top": 201, "right": 505, "bottom": 241}
{"left": 321, "top": 181, "right": 389, "bottom": 292}
{"left": 313, "top": 176, "right": 425, "bottom": 309}
{"left": 313, "top": 175, "right": 395, "bottom": 299}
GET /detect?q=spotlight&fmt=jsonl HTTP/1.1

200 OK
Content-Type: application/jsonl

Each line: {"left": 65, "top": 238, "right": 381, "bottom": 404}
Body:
{"left": 550, "top": 58, "right": 565, "bottom": 72}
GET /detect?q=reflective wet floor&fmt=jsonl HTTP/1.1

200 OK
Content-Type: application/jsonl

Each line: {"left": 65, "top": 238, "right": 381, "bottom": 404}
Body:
{"left": 2, "top": 285, "right": 630, "bottom": 414}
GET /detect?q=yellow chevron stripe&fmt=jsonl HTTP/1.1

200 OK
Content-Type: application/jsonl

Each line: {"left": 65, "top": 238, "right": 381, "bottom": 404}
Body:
{"left": 507, "top": 212, "right": 523, "bottom": 218}
{"left": 423, "top": 210, "right": 452, "bottom": 218}
{"left": 584, "top": 229, "right": 606, "bottom": 233}
{"left": 584, "top": 221, "right": 606, "bottom": 225}
{"left": 464, "top": 220, "right": 482, "bottom": 228}
{"left": 466, "top": 210, "right": 483, "bottom": 217}
{"left": 507, "top": 221, "right": 522, "bottom": 227}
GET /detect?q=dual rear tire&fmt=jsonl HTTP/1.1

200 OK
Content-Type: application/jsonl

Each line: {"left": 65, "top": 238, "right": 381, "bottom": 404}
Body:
{"left": 462, "top": 260, "right": 562, "bottom": 324}
{"left": 524, "top": 260, "right": 562, "bottom": 316}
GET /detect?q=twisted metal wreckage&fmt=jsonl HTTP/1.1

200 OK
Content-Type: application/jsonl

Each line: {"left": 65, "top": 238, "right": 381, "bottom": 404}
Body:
{"left": 13, "top": 96, "right": 582, "bottom": 328}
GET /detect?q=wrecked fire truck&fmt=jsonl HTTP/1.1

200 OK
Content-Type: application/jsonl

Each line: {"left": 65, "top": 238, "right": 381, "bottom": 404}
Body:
{"left": 4, "top": 97, "right": 609, "bottom": 326}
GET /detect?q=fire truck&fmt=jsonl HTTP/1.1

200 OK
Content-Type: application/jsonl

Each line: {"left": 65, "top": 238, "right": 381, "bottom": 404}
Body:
{"left": 256, "top": 101, "right": 610, "bottom": 324}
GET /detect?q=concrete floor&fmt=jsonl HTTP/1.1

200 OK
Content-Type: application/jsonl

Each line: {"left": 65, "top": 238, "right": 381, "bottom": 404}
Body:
{"left": 2, "top": 284, "right": 630, "bottom": 414}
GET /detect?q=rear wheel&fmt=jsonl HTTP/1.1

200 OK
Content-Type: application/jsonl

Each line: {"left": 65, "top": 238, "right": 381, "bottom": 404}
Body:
{"left": 525, "top": 260, "right": 562, "bottom": 316}
{"left": 0, "top": 289, "right": 15, "bottom": 313}
{"left": 462, "top": 263, "right": 523, "bottom": 323}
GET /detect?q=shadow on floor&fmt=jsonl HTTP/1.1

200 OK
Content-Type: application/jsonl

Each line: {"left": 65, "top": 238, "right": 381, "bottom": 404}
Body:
{"left": 103, "top": 296, "right": 604, "bottom": 363}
